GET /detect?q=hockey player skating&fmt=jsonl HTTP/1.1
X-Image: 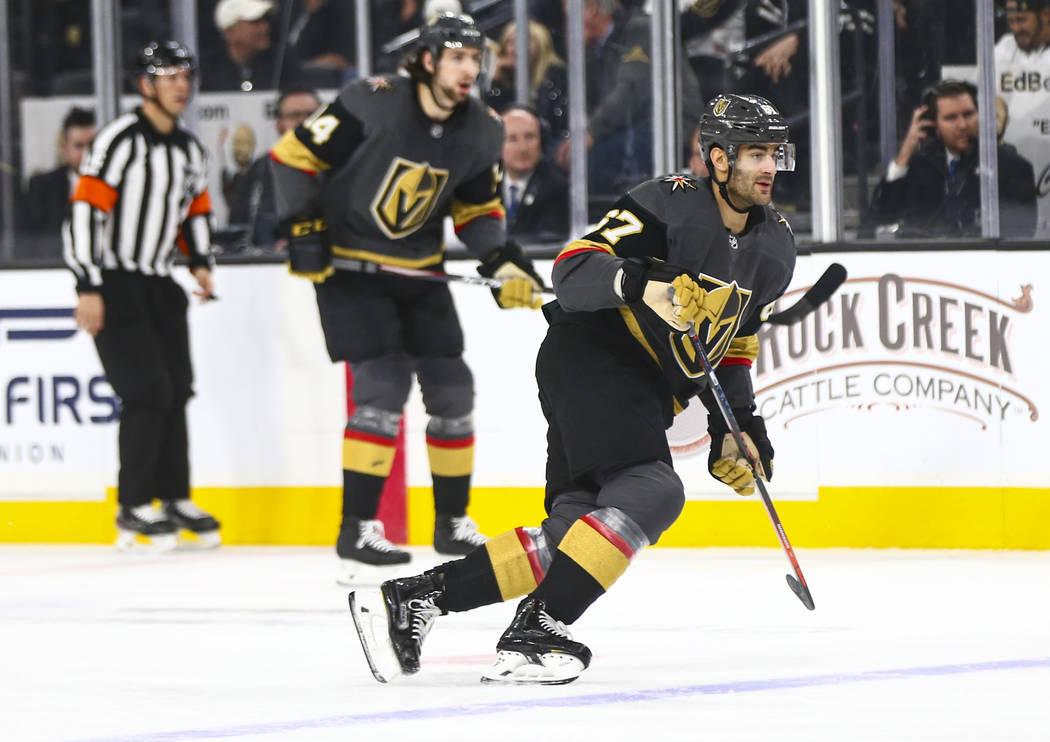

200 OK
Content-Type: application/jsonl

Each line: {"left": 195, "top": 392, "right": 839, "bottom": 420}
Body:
{"left": 349, "top": 94, "right": 798, "bottom": 684}
{"left": 269, "top": 13, "right": 544, "bottom": 580}
{"left": 64, "top": 41, "right": 221, "bottom": 551}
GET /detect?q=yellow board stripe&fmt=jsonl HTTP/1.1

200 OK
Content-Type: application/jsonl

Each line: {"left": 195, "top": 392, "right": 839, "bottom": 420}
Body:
{"left": 427, "top": 442, "right": 474, "bottom": 477}
{"left": 557, "top": 518, "right": 631, "bottom": 590}
{"left": 4, "top": 486, "right": 1050, "bottom": 548}
{"left": 270, "top": 131, "right": 330, "bottom": 173}
{"left": 451, "top": 197, "right": 504, "bottom": 227}
{"left": 331, "top": 245, "right": 444, "bottom": 268}
{"left": 343, "top": 437, "right": 396, "bottom": 476}
{"left": 486, "top": 529, "right": 540, "bottom": 600}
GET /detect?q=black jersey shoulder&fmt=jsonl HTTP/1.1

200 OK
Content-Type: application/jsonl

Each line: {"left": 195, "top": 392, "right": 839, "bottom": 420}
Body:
{"left": 337, "top": 75, "right": 415, "bottom": 127}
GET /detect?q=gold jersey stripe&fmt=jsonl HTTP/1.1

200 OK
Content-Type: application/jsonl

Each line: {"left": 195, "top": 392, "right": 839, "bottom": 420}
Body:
{"left": 555, "top": 238, "right": 617, "bottom": 259}
{"left": 270, "top": 131, "right": 330, "bottom": 173}
{"left": 342, "top": 438, "right": 396, "bottom": 477}
{"left": 427, "top": 441, "right": 474, "bottom": 477}
{"left": 451, "top": 197, "right": 504, "bottom": 227}
{"left": 486, "top": 530, "right": 540, "bottom": 600}
{"left": 331, "top": 245, "right": 444, "bottom": 268}
{"left": 725, "top": 334, "right": 759, "bottom": 363}
{"left": 557, "top": 518, "right": 631, "bottom": 591}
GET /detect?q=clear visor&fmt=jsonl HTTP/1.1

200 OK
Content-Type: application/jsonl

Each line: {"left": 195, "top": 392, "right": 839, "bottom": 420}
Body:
{"left": 149, "top": 63, "right": 194, "bottom": 77}
{"left": 729, "top": 142, "right": 796, "bottom": 172}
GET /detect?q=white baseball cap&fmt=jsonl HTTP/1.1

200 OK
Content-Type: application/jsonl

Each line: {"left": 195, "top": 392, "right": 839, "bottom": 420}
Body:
{"left": 214, "top": 0, "right": 275, "bottom": 30}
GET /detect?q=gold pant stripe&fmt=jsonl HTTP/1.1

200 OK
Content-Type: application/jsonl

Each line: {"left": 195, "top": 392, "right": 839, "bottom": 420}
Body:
{"left": 427, "top": 443, "right": 474, "bottom": 477}
{"left": 557, "top": 518, "right": 631, "bottom": 591}
{"left": 331, "top": 245, "right": 444, "bottom": 269}
{"left": 486, "top": 529, "right": 538, "bottom": 601}
{"left": 342, "top": 438, "right": 396, "bottom": 477}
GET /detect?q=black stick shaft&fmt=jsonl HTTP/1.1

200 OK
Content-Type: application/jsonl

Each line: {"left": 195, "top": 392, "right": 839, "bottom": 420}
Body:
{"left": 688, "top": 329, "right": 815, "bottom": 610}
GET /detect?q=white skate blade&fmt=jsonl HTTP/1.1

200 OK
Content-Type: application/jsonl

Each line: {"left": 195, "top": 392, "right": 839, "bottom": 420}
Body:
{"left": 480, "top": 650, "right": 585, "bottom": 685}
{"left": 115, "top": 530, "right": 177, "bottom": 554}
{"left": 336, "top": 560, "right": 412, "bottom": 587}
{"left": 176, "top": 529, "right": 221, "bottom": 550}
{"left": 348, "top": 590, "right": 402, "bottom": 684}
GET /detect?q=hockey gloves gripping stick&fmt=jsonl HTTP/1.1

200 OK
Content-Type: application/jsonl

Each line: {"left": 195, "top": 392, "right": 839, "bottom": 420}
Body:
{"left": 283, "top": 216, "right": 334, "bottom": 283}
{"left": 620, "top": 258, "right": 718, "bottom": 332}
{"left": 708, "top": 411, "right": 773, "bottom": 496}
{"left": 478, "top": 241, "right": 546, "bottom": 309}
{"left": 686, "top": 324, "right": 815, "bottom": 611}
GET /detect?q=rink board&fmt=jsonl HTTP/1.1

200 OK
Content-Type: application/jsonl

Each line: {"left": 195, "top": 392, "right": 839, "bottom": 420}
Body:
{"left": 1, "top": 252, "right": 1048, "bottom": 548}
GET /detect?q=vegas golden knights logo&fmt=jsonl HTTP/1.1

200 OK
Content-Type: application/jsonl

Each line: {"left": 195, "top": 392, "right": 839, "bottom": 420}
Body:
{"left": 713, "top": 97, "right": 730, "bottom": 117}
{"left": 668, "top": 275, "right": 752, "bottom": 376}
{"left": 370, "top": 157, "right": 450, "bottom": 239}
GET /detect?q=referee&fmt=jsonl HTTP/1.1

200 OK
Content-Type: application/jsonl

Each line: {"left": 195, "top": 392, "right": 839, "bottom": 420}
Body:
{"left": 64, "top": 40, "right": 222, "bottom": 551}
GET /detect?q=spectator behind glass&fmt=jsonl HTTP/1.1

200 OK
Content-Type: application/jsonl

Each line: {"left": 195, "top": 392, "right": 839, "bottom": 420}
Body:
{"left": 556, "top": 0, "right": 703, "bottom": 198}
{"left": 285, "top": 0, "right": 355, "bottom": 87}
{"left": 201, "top": 0, "right": 294, "bottom": 91}
{"left": 229, "top": 87, "right": 322, "bottom": 248}
{"left": 871, "top": 80, "right": 1037, "bottom": 238}
{"left": 22, "top": 107, "right": 97, "bottom": 236}
{"left": 485, "top": 21, "right": 569, "bottom": 145}
{"left": 996, "top": 0, "right": 1050, "bottom": 62}
{"left": 217, "top": 124, "right": 257, "bottom": 212}
{"left": 501, "top": 105, "right": 569, "bottom": 241}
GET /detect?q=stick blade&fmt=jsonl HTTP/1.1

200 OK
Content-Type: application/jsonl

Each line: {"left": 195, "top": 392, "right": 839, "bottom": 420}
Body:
{"left": 786, "top": 574, "right": 816, "bottom": 611}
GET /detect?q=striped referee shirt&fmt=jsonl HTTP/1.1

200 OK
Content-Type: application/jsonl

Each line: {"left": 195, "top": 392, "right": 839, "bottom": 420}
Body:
{"left": 63, "top": 107, "right": 213, "bottom": 292}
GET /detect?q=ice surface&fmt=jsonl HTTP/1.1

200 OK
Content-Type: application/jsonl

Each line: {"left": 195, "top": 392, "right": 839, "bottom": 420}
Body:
{"left": 1, "top": 545, "right": 1047, "bottom": 742}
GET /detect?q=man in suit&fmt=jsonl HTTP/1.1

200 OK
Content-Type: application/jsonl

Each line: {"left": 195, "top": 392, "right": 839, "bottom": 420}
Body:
{"left": 24, "top": 107, "right": 96, "bottom": 231}
{"left": 20, "top": 107, "right": 96, "bottom": 257}
{"left": 501, "top": 105, "right": 569, "bottom": 241}
{"left": 871, "top": 80, "right": 1037, "bottom": 238}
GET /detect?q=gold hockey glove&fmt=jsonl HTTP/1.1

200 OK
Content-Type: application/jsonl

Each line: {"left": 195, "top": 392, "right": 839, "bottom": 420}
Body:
{"left": 708, "top": 414, "right": 773, "bottom": 496}
{"left": 621, "top": 260, "right": 715, "bottom": 331}
{"left": 283, "top": 216, "right": 333, "bottom": 283}
{"left": 478, "top": 242, "right": 545, "bottom": 309}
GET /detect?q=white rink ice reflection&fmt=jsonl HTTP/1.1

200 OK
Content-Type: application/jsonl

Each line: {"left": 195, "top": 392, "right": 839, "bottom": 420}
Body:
{"left": 1, "top": 545, "right": 1048, "bottom": 742}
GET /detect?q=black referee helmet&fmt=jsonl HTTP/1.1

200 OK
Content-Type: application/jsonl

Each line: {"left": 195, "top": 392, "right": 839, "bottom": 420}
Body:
{"left": 134, "top": 40, "right": 197, "bottom": 80}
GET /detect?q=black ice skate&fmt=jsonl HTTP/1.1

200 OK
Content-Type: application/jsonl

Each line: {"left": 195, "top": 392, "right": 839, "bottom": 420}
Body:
{"left": 348, "top": 571, "right": 446, "bottom": 683}
{"left": 115, "top": 504, "right": 178, "bottom": 552}
{"left": 336, "top": 517, "right": 411, "bottom": 585}
{"left": 480, "top": 597, "right": 592, "bottom": 685}
{"left": 163, "top": 499, "right": 221, "bottom": 549}
{"left": 433, "top": 514, "right": 487, "bottom": 555}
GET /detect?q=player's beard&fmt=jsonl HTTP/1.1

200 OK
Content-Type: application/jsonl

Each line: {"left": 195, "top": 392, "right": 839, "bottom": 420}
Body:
{"left": 433, "top": 79, "right": 470, "bottom": 109}
{"left": 727, "top": 169, "right": 772, "bottom": 208}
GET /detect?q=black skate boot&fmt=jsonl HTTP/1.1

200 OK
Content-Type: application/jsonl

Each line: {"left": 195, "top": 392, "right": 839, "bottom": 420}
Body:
{"left": 433, "top": 514, "right": 487, "bottom": 555}
{"left": 480, "top": 597, "right": 592, "bottom": 685}
{"left": 337, "top": 516, "right": 411, "bottom": 566}
{"left": 115, "top": 504, "right": 177, "bottom": 552}
{"left": 348, "top": 570, "right": 446, "bottom": 683}
{"left": 163, "top": 499, "right": 221, "bottom": 548}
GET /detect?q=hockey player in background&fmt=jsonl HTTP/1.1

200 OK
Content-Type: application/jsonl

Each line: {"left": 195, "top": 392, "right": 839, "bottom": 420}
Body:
{"left": 350, "top": 94, "right": 798, "bottom": 684}
{"left": 269, "top": 13, "right": 545, "bottom": 580}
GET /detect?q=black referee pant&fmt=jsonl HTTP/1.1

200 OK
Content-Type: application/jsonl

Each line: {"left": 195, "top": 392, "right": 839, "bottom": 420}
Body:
{"left": 93, "top": 270, "right": 194, "bottom": 509}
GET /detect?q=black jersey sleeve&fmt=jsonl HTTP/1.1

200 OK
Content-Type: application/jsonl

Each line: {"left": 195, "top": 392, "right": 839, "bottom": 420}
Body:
{"left": 551, "top": 193, "right": 669, "bottom": 311}
{"left": 270, "top": 98, "right": 366, "bottom": 220}
{"left": 451, "top": 161, "right": 506, "bottom": 259}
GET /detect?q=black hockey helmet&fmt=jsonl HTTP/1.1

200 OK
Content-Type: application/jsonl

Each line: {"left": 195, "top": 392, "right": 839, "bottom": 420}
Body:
{"left": 134, "top": 40, "right": 196, "bottom": 79}
{"left": 699, "top": 94, "right": 794, "bottom": 172}
{"left": 416, "top": 12, "right": 484, "bottom": 63}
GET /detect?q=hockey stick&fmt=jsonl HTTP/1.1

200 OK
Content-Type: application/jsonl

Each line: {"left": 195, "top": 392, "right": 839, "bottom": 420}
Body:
{"left": 332, "top": 258, "right": 556, "bottom": 294}
{"left": 687, "top": 327, "right": 816, "bottom": 611}
{"left": 767, "top": 263, "right": 847, "bottom": 326}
